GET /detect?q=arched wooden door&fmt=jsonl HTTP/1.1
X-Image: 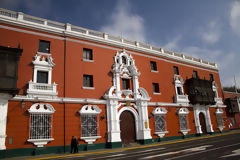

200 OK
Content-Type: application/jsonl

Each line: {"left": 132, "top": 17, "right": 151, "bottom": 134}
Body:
{"left": 120, "top": 111, "right": 136, "bottom": 145}
{"left": 199, "top": 112, "right": 207, "bottom": 134}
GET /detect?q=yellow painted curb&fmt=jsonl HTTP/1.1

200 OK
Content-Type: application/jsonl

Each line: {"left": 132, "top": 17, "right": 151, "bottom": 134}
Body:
{"left": 28, "top": 131, "right": 240, "bottom": 160}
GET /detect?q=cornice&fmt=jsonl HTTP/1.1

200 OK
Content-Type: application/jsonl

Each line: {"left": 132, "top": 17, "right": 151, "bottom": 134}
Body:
{"left": 0, "top": 8, "right": 218, "bottom": 71}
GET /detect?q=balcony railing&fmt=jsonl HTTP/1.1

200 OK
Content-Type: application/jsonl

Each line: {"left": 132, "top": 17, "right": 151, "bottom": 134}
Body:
{"left": 27, "top": 81, "right": 58, "bottom": 98}
{"left": 175, "top": 94, "right": 189, "bottom": 106}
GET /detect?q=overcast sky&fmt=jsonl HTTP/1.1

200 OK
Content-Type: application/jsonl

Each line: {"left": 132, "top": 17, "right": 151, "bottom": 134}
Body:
{"left": 1, "top": 0, "right": 240, "bottom": 88}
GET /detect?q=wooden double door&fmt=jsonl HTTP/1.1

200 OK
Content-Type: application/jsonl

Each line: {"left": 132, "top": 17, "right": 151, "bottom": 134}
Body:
{"left": 120, "top": 111, "right": 136, "bottom": 144}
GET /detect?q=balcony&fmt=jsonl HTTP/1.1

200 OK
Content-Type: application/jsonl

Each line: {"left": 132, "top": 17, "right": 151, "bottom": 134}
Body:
{"left": 175, "top": 94, "right": 189, "bottom": 106}
{"left": 27, "top": 80, "right": 58, "bottom": 98}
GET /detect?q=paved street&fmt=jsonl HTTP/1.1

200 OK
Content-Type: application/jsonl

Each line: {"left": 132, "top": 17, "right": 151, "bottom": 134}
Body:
{"left": 9, "top": 131, "right": 240, "bottom": 160}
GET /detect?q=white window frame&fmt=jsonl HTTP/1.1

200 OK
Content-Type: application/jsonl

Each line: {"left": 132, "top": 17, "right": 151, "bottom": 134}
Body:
{"left": 27, "top": 53, "right": 58, "bottom": 98}
{"left": 82, "top": 48, "right": 94, "bottom": 62}
{"left": 79, "top": 105, "right": 101, "bottom": 144}
{"left": 174, "top": 75, "right": 189, "bottom": 106}
{"left": 178, "top": 108, "right": 190, "bottom": 135}
{"left": 152, "top": 107, "right": 168, "bottom": 138}
{"left": 27, "top": 103, "right": 55, "bottom": 147}
{"left": 215, "top": 108, "right": 225, "bottom": 132}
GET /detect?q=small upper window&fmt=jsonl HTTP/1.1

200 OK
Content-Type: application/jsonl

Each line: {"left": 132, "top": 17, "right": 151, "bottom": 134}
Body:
{"left": 122, "top": 56, "right": 127, "bottom": 65}
{"left": 193, "top": 71, "right": 198, "bottom": 78}
{"left": 209, "top": 74, "right": 214, "bottom": 81}
{"left": 177, "top": 87, "right": 183, "bottom": 95}
{"left": 150, "top": 61, "right": 157, "bottom": 71}
{"left": 38, "top": 40, "right": 50, "bottom": 53}
{"left": 37, "top": 71, "right": 48, "bottom": 84}
{"left": 122, "top": 78, "right": 130, "bottom": 90}
{"left": 173, "top": 66, "right": 179, "bottom": 75}
{"left": 83, "top": 48, "right": 93, "bottom": 60}
{"left": 83, "top": 74, "right": 93, "bottom": 87}
{"left": 153, "top": 83, "right": 160, "bottom": 93}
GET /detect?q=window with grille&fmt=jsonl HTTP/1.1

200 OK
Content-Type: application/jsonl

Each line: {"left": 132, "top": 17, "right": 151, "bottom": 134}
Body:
{"left": 179, "top": 114, "right": 189, "bottom": 131}
{"left": 216, "top": 114, "right": 223, "bottom": 128}
{"left": 154, "top": 114, "right": 166, "bottom": 132}
{"left": 81, "top": 114, "right": 98, "bottom": 137}
{"left": 30, "top": 114, "right": 52, "bottom": 139}
{"left": 38, "top": 40, "right": 50, "bottom": 53}
{"left": 83, "top": 48, "right": 93, "bottom": 60}
{"left": 150, "top": 61, "right": 157, "bottom": 71}
{"left": 28, "top": 103, "right": 55, "bottom": 147}
{"left": 83, "top": 74, "right": 93, "bottom": 87}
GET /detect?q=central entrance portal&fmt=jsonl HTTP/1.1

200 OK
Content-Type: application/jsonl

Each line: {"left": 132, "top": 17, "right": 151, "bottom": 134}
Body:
{"left": 120, "top": 110, "right": 136, "bottom": 145}
{"left": 199, "top": 112, "right": 207, "bottom": 134}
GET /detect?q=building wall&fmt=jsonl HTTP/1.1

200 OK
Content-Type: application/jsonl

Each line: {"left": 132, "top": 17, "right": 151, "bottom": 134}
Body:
{"left": 0, "top": 15, "right": 227, "bottom": 152}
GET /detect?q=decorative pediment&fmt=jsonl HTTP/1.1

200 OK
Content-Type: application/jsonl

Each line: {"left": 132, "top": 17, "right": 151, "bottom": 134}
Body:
{"left": 112, "top": 49, "right": 139, "bottom": 77}
{"left": 33, "top": 54, "right": 55, "bottom": 67}
{"left": 28, "top": 103, "right": 55, "bottom": 114}
{"left": 174, "top": 75, "right": 184, "bottom": 84}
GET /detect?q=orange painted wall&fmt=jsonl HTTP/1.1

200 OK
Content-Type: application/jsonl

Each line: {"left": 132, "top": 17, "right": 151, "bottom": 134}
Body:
{"left": 1, "top": 23, "right": 227, "bottom": 150}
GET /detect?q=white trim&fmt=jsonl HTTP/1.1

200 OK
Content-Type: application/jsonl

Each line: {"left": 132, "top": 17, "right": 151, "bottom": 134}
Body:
{"left": 150, "top": 70, "right": 158, "bottom": 73}
{"left": 80, "top": 136, "right": 101, "bottom": 144}
{"left": 82, "top": 59, "right": 94, "bottom": 62}
{"left": 82, "top": 86, "right": 95, "bottom": 90}
{"left": 0, "top": 93, "right": 12, "bottom": 150}
{"left": 27, "top": 138, "right": 54, "bottom": 147}
{"left": 153, "top": 92, "right": 161, "bottom": 95}
{"left": 79, "top": 105, "right": 101, "bottom": 115}
{"left": 0, "top": 23, "right": 218, "bottom": 72}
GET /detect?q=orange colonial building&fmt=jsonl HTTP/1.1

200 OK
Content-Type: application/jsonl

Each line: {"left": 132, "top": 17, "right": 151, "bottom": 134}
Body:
{"left": 0, "top": 8, "right": 228, "bottom": 158}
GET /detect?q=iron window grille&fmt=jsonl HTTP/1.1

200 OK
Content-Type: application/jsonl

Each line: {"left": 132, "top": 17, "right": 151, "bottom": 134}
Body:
{"left": 179, "top": 114, "right": 189, "bottom": 131}
{"left": 154, "top": 114, "right": 166, "bottom": 132}
{"left": 81, "top": 114, "right": 98, "bottom": 137}
{"left": 29, "top": 114, "right": 52, "bottom": 139}
{"left": 216, "top": 114, "right": 224, "bottom": 128}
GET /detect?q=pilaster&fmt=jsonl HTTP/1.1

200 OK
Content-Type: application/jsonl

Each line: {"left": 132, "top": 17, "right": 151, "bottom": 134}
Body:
{"left": 0, "top": 93, "right": 12, "bottom": 150}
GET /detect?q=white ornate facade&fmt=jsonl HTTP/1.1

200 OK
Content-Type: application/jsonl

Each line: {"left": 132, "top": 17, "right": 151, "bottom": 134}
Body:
{"left": 104, "top": 50, "right": 152, "bottom": 144}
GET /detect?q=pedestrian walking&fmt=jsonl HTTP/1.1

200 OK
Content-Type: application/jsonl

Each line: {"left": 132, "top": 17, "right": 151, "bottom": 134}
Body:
{"left": 70, "top": 136, "right": 78, "bottom": 153}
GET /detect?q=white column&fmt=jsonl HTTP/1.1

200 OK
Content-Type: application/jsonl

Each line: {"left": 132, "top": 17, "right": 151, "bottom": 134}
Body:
{"left": 115, "top": 73, "right": 121, "bottom": 97}
{"left": 0, "top": 93, "right": 12, "bottom": 150}
{"left": 106, "top": 100, "right": 121, "bottom": 142}
{"left": 206, "top": 108, "right": 214, "bottom": 133}
{"left": 136, "top": 101, "right": 152, "bottom": 140}
{"left": 193, "top": 106, "right": 202, "bottom": 134}
{"left": 132, "top": 76, "right": 140, "bottom": 98}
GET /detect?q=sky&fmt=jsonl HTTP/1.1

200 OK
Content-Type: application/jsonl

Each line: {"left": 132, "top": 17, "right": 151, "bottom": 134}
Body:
{"left": 1, "top": 0, "right": 240, "bottom": 88}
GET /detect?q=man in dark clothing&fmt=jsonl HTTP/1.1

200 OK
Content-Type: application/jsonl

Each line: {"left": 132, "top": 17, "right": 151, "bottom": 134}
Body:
{"left": 70, "top": 136, "right": 78, "bottom": 153}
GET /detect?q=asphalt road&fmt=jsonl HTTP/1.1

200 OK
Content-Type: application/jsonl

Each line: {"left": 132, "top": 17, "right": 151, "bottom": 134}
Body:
{"left": 15, "top": 131, "right": 240, "bottom": 160}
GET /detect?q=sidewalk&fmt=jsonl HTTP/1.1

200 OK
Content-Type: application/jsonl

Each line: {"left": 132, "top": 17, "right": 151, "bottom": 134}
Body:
{"left": 3, "top": 129, "right": 240, "bottom": 160}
